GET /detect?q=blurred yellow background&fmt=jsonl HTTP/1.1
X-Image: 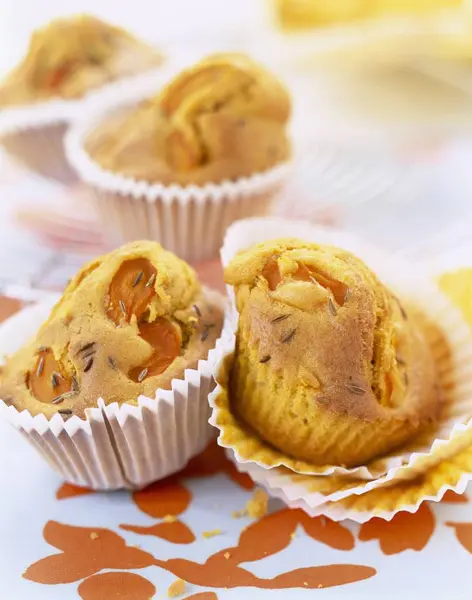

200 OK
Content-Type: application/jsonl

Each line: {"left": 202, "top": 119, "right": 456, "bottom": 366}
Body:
{"left": 275, "top": 0, "right": 466, "bottom": 30}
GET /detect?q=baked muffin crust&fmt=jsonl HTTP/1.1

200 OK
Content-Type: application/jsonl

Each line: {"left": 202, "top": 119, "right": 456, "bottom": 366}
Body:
{"left": 224, "top": 238, "right": 443, "bottom": 467}
{"left": 86, "top": 53, "right": 291, "bottom": 185}
{"left": 0, "top": 15, "right": 162, "bottom": 106}
{"left": 0, "top": 241, "right": 223, "bottom": 418}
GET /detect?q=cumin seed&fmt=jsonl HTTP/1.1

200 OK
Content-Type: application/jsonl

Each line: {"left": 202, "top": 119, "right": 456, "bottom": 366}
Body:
{"left": 79, "top": 342, "right": 95, "bottom": 354}
{"left": 145, "top": 273, "right": 156, "bottom": 288}
{"left": 328, "top": 298, "right": 337, "bottom": 316}
{"left": 36, "top": 356, "right": 44, "bottom": 377}
{"left": 271, "top": 314, "right": 291, "bottom": 324}
{"left": 346, "top": 383, "right": 366, "bottom": 395}
{"left": 84, "top": 357, "right": 94, "bottom": 373}
{"left": 193, "top": 304, "right": 202, "bottom": 318}
{"left": 133, "top": 271, "right": 144, "bottom": 287}
{"left": 281, "top": 328, "right": 297, "bottom": 344}
{"left": 259, "top": 355, "right": 271, "bottom": 364}
{"left": 137, "top": 368, "right": 148, "bottom": 382}
{"left": 71, "top": 376, "right": 79, "bottom": 392}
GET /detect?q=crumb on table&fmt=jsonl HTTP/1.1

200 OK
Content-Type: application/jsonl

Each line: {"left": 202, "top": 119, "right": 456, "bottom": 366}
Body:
{"left": 246, "top": 488, "right": 269, "bottom": 518}
{"left": 89, "top": 532, "right": 99, "bottom": 540}
{"left": 163, "top": 514, "right": 177, "bottom": 523}
{"left": 202, "top": 528, "right": 222, "bottom": 539}
{"left": 232, "top": 509, "right": 248, "bottom": 519}
{"left": 167, "top": 578, "right": 186, "bottom": 598}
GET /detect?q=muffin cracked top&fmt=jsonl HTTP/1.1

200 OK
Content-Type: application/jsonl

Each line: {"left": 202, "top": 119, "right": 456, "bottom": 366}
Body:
{"left": 0, "top": 14, "right": 163, "bottom": 106}
{"left": 85, "top": 53, "right": 291, "bottom": 185}
{"left": 0, "top": 241, "right": 223, "bottom": 418}
{"left": 224, "top": 238, "right": 444, "bottom": 467}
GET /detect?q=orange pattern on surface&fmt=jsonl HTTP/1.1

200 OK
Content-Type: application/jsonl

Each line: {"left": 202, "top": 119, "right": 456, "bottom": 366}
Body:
{"left": 179, "top": 442, "right": 255, "bottom": 490}
{"left": 56, "top": 483, "right": 94, "bottom": 500}
{"left": 153, "top": 508, "right": 374, "bottom": 589}
{"left": 446, "top": 522, "right": 472, "bottom": 553}
{"left": 441, "top": 490, "right": 468, "bottom": 503}
{"left": 132, "top": 480, "right": 191, "bottom": 518}
{"left": 358, "top": 503, "right": 435, "bottom": 555}
{"left": 23, "top": 521, "right": 155, "bottom": 584}
{"left": 78, "top": 572, "right": 156, "bottom": 600}
{"left": 186, "top": 593, "right": 218, "bottom": 600}
{"left": 121, "top": 520, "right": 195, "bottom": 544}
{"left": 299, "top": 513, "right": 355, "bottom": 551}
{"left": 0, "top": 296, "right": 23, "bottom": 323}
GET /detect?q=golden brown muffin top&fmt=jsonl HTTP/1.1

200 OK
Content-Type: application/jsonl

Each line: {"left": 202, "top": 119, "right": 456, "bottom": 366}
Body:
{"left": 225, "top": 238, "right": 442, "bottom": 425}
{"left": 85, "top": 53, "right": 291, "bottom": 185}
{"left": 0, "top": 241, "right": 223, "bottom": 419}
{"left": 0, "top": 15, "right": 163, "bottom": 106}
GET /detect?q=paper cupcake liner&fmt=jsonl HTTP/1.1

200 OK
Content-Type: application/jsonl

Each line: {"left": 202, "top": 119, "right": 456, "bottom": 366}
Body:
{"left": 209, "top": 217, "right": 472, "bottom": 483}
{"left": 228, "top": 413, "right": 472, "bottom": 509}
{"left": 0, "top": 290, "right": 226, "bottom": 490}
{"left": 0, "top": 67, "right": 169, "bottom": 184}
{"left": 232, "top": 443, "right": 472, "bottom": 523}
{"left": 65, "top": 70, "right": 291, "bottom": 261}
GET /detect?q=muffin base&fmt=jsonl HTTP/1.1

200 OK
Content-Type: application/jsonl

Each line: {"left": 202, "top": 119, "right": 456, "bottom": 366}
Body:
{"left": 0, "top": 291, "right": 226, "bottom": 490}
{"left": 1, "top": 123, "right": 77, "bottom": 183}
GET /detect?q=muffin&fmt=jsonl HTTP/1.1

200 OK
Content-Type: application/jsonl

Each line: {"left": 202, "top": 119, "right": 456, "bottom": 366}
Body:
{"left": 66, "top": 53, "right": 292, "bottom": 259}
{"left": 85, "top": 52, "right": 291, "bottom": 185}
{"left": 0, "top": 14, "right": 162, "bottom": 106}
{"left": 223, "top": 238, "right": 443, "bottom": 468}
{"left": 0, "top": 241, "right": 222, "bottom": 419}
{"left": 0, "top": 15, "right": 163, "bottom": 182}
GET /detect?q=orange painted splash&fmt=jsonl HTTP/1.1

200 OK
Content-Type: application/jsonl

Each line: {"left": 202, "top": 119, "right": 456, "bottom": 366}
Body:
{"left": 446, "top": 522, "right": 472, "bottom": 553}
{"left": 179, "top": 442, "right": 254, "bottom": 490}
{"left": 0, "top": 296, "right": 23, "bottom": 323}
{"left": 132, "top": 480, "right": 191, "bottom": 518}
{"left": 441, "top": 490, "right": 468, "bottom": 504}
{"left": 121, "top": 520, "right": 195, "bottom": 544}
{"left": 186, "top": 593, "right": 218, "bottom": 600}
{"left": 299, "top": 512, "right": 355, "bottom": 551}
{"left": 56, "top": 483, "right": 94, "bottom": 500}
{"left": 153, "top": 509, "right": 374, "bottom": 589}
{"left": 23, "top": 521, "right": 156, "bottom": 584}
{"left": 24, "top": 511, "right": 375, "bottom": 592}
{"left": 358, "top": 503, "right": 435, "bottom": 555}
{"left": 78, "top": 571, "right": 155, "bottom": 600}
{"left": 155, "top": 557, "right": 375, "bottom": 590}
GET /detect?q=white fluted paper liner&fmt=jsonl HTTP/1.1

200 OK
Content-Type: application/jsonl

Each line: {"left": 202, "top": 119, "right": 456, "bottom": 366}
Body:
{"left": 65, "top": 70, "right": 291, "bottom": 260}
{"left": 208, "top": 217, "right": 472, "bottom": 483}
{"left": 0, "top": 67, "right": 168, "bottom": 183}
{"left": 0, "top": 290, "right": 226, "bottom": 490}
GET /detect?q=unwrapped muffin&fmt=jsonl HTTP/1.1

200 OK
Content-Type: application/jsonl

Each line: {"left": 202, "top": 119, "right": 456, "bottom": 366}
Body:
{"left": 0, "top": 241, "right": 223, "bottom": 420}
{"left": 85, "top": 52, "right": 291, "bottom": 185}
{"left": 224, "top": 238, "right": 443, "bottom": 467}
{"left": 0, "top": 14, "right": 163, "bottom": 106}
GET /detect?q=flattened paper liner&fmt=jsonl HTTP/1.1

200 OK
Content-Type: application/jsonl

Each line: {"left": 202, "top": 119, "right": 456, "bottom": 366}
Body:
{"left": 0, "top": 289, "right": 226, "bottom": 490}
{"left": 0, "top": 68, "right": 167, "bottom": 184}
{"left": 236, "top": 442, "right": 472, "bottom": 523}
{"left": 208, "top": 217, "right": 472, "bottom": 480}
{"left": 65, "top": 70, "right": 291, "bottom": 260}
{"left": 229, "top": 414, "right": 472, "bottom": 512}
